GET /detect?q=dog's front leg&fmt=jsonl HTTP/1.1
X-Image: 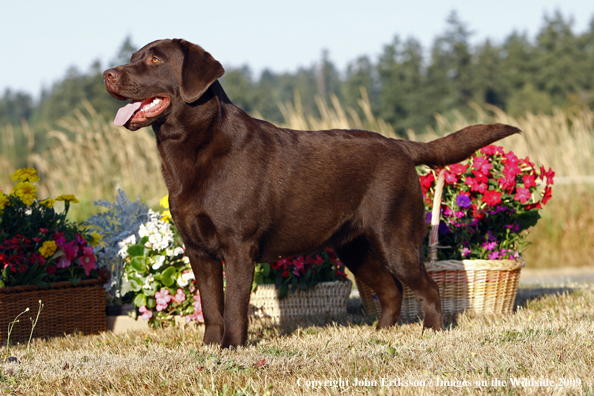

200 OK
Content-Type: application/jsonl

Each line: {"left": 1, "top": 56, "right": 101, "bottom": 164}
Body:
{"left": 221, "top": 249, "right": 256, "bottom": 348}
{"left": 186, "top": 249, "right": 225, "bottom": 345}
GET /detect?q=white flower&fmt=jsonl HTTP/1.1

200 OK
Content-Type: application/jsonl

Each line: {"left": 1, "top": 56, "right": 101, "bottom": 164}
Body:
{"left": 151, "top": 255, "right": 166, "bottom": 270}
{"left": 173, "top": 247, "right": 185, "bottom": 256}
{"left": 177, "top": 270, "right": 195, "bottom": 287}
{"left": 117, "top": 234, "right": 137, "bottom": 258}
{"left": 183, "top": 256, "right": 190, "bottom": 264}
{"left": 143, "top": 274, "right": 155, "bottom": 289}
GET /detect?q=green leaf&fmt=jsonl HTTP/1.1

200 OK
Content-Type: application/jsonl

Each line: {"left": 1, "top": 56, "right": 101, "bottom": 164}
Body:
{"left": 146, "top": 297, "right": 156, "bottom": 308}
{"left": 299, "top": 276, "right": 307, "bottom": 292}
{"left": 69, "top": 277, "right": 81, "bottom": 285}
{"left": 263, "top": 263, "right": 271, "bottom": 277}
{"left": 120, "top": 278, "right": 132, "bottom": 296}
{"left": 279, "top": 283, "right": 288, "bottom": 300}
{"left": 161, "top": 266, "right": 177, "bottom": 287}
{"left": 127, "top": 244, "right": 145, "bottom": 257}
{"left": 130, "top": 256, "right": 149, "bottom": 272}
{"left": 134, "top": 294, "right": 147, "bottom": 307}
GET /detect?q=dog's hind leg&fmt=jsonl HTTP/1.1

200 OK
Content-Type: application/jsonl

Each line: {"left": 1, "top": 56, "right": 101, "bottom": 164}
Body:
{"left": 335, "top": 236, "right": 403, "bottom": 328}
{"left": 367, "top": 222, "right": 444, "bottom": 331}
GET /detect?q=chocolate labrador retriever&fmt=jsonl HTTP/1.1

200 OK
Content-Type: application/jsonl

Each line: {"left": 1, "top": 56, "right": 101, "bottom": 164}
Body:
{"left": 104, "top": 39, "right": 519, "bottom": 348}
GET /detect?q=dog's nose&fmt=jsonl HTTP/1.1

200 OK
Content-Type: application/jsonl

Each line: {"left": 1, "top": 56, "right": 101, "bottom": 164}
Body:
{"left": 103, "top": 68, "right": 120, "bottom": 82}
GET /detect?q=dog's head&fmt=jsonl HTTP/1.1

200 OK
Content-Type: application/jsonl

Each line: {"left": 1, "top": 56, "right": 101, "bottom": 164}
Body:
{"left": 104, "top": 39, "right": 224, "bottom": 130}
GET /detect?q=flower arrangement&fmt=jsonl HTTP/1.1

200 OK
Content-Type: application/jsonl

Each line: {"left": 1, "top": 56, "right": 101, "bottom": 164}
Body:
{"left": 0, "top": 169, "right": 99, "bottom": 288}
{"left": 253, "top": 249, "right": 348, "bottom": 300}
{"left": 120, "top": 200, "right": 203, "bottom": 328}
{"left": 418, "top": 145, "right": 554, "bottom": 261}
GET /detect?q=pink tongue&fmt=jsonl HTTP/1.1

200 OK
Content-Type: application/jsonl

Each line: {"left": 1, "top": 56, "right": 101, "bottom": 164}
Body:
{"left": 114, "top": 101, "right": 143, "bottom": 126}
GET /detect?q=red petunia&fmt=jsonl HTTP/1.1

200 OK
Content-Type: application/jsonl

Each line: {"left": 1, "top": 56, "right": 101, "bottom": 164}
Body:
{"left": 480, "top": 145, "right": 504, "bottom": 156}
{"left": 522, "top": 173, "right": 536, "bottom": 188}
{"left": 542, "top": 186, "right": 553, "bottom": 204}
{"left": 448, "top": 163, "right": 468, "bottom": 175}
{"left": 465, "top": 170, "right": 488, "bottom": 193}
{"left": 481, "top": 189, "right": 502, "bottom": 207}
{"left": 419, "top": 173, "right": 435, "bottom": 194}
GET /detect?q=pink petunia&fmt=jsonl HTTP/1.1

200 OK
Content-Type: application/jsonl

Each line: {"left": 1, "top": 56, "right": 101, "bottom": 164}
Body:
{"left": 139, "top": 306, "right": 153, "bottom": 321}
{"left": 488, "top": 251, "right": 500, "bottom": 260}
{"left": 444, "top": 171, "right": 458, "bottom": 184}
{"left": 155, "top": 289, "right": 172, "bottom": 311}
{"left": 514, "top": 187, "right": 532, "bottom": 203}
{"left": 173, "top": 288, "right": 186, "bottom": 303}
{"left": 472, "top": 156, "right": 492, "bottom": 176}
{"left": 80, "top": 246, "right": 96, "bottom": 276}
{"left": 498, "top": 174, "right": 516, "bottom": 192}
{"left": 56, "top": 240, "right": 79, "bottom": 269}
{"left": 482, "top": 241, "right": 497, "bottom": 250}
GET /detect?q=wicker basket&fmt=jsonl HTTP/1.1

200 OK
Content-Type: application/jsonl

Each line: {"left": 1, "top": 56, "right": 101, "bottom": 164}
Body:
{"left": 249, "top": 280, "right": 352, "bottom": 324}
{"left": 0, "top": 279, "right": 106, "bottom": 344}
{"left": 356, "top": 169, "right": 525, "bottom": 319}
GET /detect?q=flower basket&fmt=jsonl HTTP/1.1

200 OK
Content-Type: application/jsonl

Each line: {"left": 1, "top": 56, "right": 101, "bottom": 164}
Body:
{"left": 356, "top": 168, "right": 525, "bottom": 319}
{"left": 356, "top": 259, "right": 524, "bottom": 318}
{"left": 249, "top": 280, "right": 352, "bottom": 324}
{"left": 0, "top": 279, "right": 106, "bottom": 344}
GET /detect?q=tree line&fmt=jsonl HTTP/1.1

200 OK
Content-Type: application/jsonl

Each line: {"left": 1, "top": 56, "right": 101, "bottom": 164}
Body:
{"left": 1, "top": 11, "right": 593, "bottom": 137}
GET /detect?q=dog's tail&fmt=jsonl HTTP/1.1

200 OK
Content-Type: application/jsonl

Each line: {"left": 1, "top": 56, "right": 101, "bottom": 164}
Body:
{"left": 398, "top": 123, "right": 521, "bottom": 167}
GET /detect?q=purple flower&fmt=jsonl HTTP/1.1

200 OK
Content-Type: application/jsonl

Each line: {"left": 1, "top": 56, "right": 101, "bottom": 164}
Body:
{"left": 456, "top": 194, "right": 471, "bottom": 208}
{"left": 461, "top": 248, "right": 471, "bottom": 257}
{"left": 487, "top": 230, "right": 496, "bottom": 242}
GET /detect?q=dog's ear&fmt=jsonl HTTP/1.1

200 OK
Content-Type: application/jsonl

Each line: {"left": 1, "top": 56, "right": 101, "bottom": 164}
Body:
{"left": 177, "top": 39, "right": 225, "bottom": 103}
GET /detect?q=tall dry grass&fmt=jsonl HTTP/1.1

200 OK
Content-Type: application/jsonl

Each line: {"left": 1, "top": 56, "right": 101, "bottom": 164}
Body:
{"left": 0, "top": 101, "right": 166, "bottom": 220}
{"left": 0, "top": 92, "right": 592, "bottom": 266}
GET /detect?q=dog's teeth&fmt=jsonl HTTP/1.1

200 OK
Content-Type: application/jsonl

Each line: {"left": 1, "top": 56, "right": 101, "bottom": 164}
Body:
{"left": 153, "top": 98, "right": 161, "bottom": 104}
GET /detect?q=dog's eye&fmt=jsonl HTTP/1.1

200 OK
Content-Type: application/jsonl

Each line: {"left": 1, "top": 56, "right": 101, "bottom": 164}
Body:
{"left": 152, "top": 56, "right": 160, "bottom": 63}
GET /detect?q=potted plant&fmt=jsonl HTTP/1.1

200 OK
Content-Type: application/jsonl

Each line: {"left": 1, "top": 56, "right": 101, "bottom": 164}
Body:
{"left": 357, "top": 145, "right": 554, "bottom": 318}
{"left": 116, "top": 197, "right": 204, "bottom": 328}
{"left": 0, "top": 168, "right": 106, "bottom": 343}
{"left": 249, "top": 250, "right": 352, "bottom": 324}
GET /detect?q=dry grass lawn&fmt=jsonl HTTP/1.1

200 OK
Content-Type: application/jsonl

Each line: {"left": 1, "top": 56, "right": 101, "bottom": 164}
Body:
{"left": 1, "top": 284, "right": 593, "bottom": 395}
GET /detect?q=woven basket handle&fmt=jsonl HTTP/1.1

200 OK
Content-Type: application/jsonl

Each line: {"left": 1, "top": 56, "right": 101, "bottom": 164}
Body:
{"left": 428, "top": 169, "right": 446, "bottom": 263}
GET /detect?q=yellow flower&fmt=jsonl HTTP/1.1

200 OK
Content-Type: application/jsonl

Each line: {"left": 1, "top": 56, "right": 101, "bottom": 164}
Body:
{"left": 11, "top": 181, "right": 37, "bottom": 206}
{"left": 40, "top": 198, "right": 55, "bottom": 208}
{"left": 160, "top": 195, "right": 169, "bottom": 209}
{"left": 89, "top": 230, "right": 102, "bottom": 247}
{"left": 11, "top": 168, "right": 40, "bottom": 183}
{"left": 0, "top": 193, "right": 9, "bottom": 213}
{"left": 160, "top": 210, "right": 172, "bottom": 223}
{"left": 56, "top": 194, "right": 80, "bottom": 204}
{"left": 39, "top": 240, "right": 57, "bottom": 258}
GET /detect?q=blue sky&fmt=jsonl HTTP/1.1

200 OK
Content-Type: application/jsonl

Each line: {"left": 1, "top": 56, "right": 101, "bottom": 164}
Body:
{"left": 2, "top": 0, "right": 593, "bottom": 99}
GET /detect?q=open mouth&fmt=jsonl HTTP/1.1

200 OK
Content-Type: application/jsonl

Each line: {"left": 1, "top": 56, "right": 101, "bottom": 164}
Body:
{"left": 114, "top": 96, "right": 171, "bottom": 126}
